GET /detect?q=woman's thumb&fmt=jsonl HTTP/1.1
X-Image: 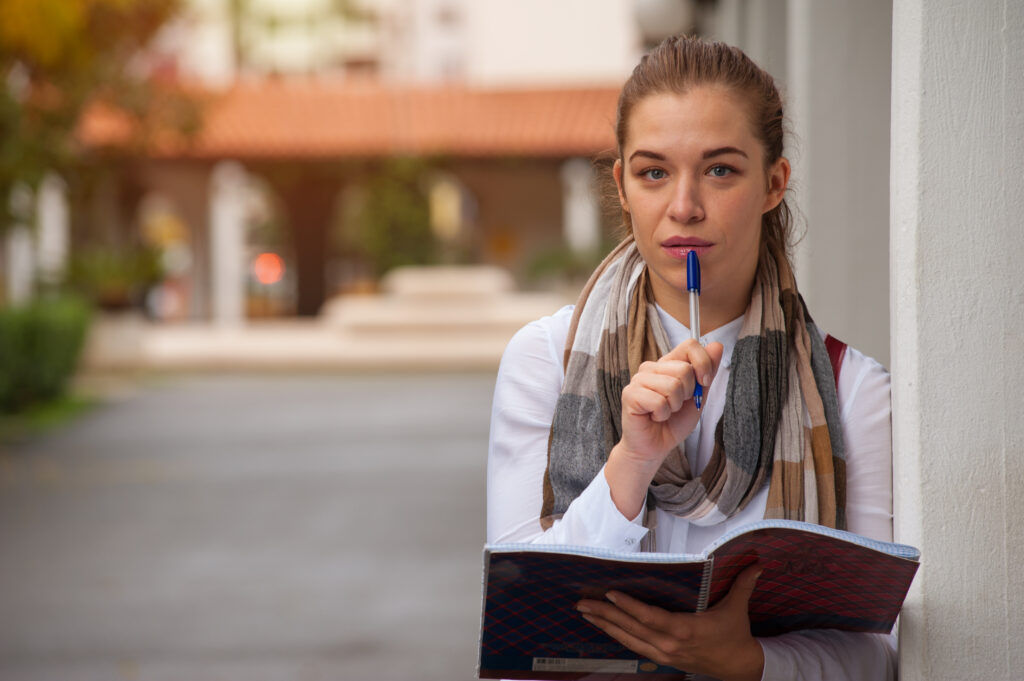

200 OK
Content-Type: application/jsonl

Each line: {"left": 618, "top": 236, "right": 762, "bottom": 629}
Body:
{"left": 722, "top": 564, "right": 762, "bottom": 611}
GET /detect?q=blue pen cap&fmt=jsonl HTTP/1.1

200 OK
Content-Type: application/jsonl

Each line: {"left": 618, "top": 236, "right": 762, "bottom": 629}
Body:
{"left": 687, "top": 250, "right": 701, "bottom": 292}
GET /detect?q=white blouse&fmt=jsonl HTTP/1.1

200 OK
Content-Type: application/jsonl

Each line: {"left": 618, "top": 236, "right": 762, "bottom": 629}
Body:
{"left": 487, "top": 304, "right": 896, "bottom": 681}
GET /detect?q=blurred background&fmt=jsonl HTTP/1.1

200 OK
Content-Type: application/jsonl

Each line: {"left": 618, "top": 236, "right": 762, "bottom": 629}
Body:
{"left": 0, "top": 1, "right": 893, "bottom": 680}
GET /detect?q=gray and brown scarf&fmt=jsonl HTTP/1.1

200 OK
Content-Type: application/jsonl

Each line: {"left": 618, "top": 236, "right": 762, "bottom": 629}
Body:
{"left": 540, "top": 236, "right": 846, "bottom": 537}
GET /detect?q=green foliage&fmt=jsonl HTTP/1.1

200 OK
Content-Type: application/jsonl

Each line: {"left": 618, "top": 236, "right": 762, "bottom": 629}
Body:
{"left": 0, "top": 295, "right": 92, "bottom": 413}
{"left": 524, "top": 242, "right": 614, "bottom": 285}
{"left": 0, "top": 393, "right": 95, "bottom": 443}
{"left": 66, "top": 245, "right": 163, "bottom": 309}
{"left": 338, "top": 158, "right": 439, "bottom": 277}
{"left": 0, "top": 0, "right": 196, "bottom": 233}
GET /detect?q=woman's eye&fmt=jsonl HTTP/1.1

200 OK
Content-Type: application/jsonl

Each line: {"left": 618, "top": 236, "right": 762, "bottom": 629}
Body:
{"left": 708, "top": 165, "right": 733, "bottom": 178}
{"left": 641, "top": 168, "right": 667, "bottom": 180}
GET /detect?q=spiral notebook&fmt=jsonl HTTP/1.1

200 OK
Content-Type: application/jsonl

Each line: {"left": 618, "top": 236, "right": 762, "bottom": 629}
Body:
{"left": 478, "top": 519, "right": 919, "bottom": 680}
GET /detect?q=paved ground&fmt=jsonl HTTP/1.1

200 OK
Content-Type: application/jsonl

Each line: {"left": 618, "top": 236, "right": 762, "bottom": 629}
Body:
{"left": 0, "top": 371, "right": 496, "bottom": 681}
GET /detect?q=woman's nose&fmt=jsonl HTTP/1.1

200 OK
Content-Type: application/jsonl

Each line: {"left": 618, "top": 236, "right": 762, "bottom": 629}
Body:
{"left": 667, "top": 177, "right": 705, "bottom": 223}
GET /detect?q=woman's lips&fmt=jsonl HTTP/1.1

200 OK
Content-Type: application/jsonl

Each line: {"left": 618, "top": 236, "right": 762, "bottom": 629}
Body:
{"left": 661, "top": 238, "right": 713, "bottom": 260}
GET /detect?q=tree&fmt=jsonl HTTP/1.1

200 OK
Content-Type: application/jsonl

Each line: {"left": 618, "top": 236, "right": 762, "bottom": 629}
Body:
{"left": 0, "top": 0, "right": 197, "bottom": 234}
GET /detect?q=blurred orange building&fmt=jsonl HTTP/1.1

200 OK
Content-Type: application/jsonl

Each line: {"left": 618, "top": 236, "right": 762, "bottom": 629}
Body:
{"left": 66, "top": 0, "right": 681, "bottom": 322}
{"left": 78, "top": 80, "right": 621, "bottom": 318}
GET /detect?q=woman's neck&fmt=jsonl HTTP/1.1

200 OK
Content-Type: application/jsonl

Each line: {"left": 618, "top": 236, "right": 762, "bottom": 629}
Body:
{"left": 652, "top": 280, "right": 750, "bottom": 335}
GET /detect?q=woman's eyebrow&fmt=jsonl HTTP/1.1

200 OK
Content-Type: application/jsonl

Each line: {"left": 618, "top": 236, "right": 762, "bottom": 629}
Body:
{"left": 703, "top": 146, "right": 748, "bottom": 159}
{"left": 627, "top": 150, "right": 666, "bottom": 162}
{"left": 627, "top": 147, "right": 748, "bottom": 162}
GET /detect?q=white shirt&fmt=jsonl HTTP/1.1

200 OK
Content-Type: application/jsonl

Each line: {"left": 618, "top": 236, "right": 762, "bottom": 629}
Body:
{"left": 487, "top": 305, "right": 896, "bottom": 681}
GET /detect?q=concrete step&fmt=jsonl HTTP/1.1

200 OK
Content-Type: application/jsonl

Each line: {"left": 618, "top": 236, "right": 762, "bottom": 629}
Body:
{"left": 82, "top": 266, "right": 572, "bottom": 371}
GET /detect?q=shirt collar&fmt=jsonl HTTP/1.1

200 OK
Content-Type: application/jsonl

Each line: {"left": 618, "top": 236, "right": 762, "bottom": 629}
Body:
{"left": 654, "top": 304, "right": 745, "bottom": 369}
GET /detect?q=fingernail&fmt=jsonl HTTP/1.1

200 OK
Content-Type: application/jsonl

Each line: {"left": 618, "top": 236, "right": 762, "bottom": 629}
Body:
{"left": 576, "top": 602, "right": 591, "bottom": 614}
{"left": 605, "top": 592, "right": 618, "bottom": 604}
{"left": 581, "top": 613, "right": 596, "bottom": 625}
{"left": 702, "top": 372, "right": 712, "bottom": 387}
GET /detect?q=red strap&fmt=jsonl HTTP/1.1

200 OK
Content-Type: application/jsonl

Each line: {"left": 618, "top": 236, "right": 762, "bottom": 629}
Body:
{"left": 824, "top": 334, "right": 847, "bottom": 390}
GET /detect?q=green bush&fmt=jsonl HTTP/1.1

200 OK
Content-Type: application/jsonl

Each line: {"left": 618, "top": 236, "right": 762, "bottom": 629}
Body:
{"left": 0, "top": 296, "right": 92, "bottom": 413}
{"left": 336, "top": 158, "right": 439, "bottom": 277}
{"left": 67, "top": 246, "right": 162, "bottom": 310}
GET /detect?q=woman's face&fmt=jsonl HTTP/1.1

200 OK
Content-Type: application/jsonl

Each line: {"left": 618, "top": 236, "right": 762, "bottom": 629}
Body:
{"left": 613, "top": 87, "right": 789, "bottom": 327}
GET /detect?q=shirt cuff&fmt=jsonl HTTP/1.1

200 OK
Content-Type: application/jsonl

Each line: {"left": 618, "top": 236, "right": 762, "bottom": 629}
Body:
{"left": 570, "top": 463, "right": 649, "bottom": 550}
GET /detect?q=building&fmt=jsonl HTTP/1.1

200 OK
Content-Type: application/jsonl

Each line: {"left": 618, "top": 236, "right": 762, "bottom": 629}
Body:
{"left": 7, "top": 1, "right": 1024, "bottom": 678}
{"left": 67, "top": 0, "right": 666, "bottom": 322}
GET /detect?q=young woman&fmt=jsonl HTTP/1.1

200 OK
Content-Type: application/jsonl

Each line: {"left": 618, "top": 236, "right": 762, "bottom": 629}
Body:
{"left": 487, "top": 36, "right": 894, "bottom": 681}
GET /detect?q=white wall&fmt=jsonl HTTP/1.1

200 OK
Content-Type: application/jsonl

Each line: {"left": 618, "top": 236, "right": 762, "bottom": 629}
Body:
{"left": 463, "top": 0, "right": 640, "bottom": 86}
{"left": 710, "top": 0, "right": 892, "bottom": 368}
{"left": 890, "top": 0, "right": 1024, "bottom": 678}
{"left": 170, "top": 0, "right": 643, "bottom": 87}
{"left": 786, "top": 0, "right": 893, "bottom": 368}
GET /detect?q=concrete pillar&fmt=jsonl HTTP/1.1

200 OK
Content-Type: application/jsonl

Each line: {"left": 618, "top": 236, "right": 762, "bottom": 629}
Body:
{"left": 890, "top": 1, "right": 1024, "bottom": 679}
{"left": 36, "top": 172, "right": 69, "bottom": 288}
{"left": 741, "top": 0, "right": 788, "bottom": 84}
{"left": 786, "top": 0, "right": 892, "bottom": 367}
{"left": 707, "top": 0, "right": 787, "bottom": 84}
{"left": 4, "top": 225, "right": 34, "bottom": 305}
{"left": 712, "top": 0, "right": 746, "bottom": 47}
{"left": 5, "top": 183, "right": 35, "bottom": 305}
{"left": 560, "top": 158, "right": 601, "bottom": 255}
{"left": 209, "top": 161, "right": 248, "bottom": 327}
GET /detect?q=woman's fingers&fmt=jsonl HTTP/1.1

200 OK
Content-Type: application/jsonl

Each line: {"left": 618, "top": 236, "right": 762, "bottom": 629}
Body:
{"left": 577, "top": 595, "right": 679, "bottom": 663}
{"left": 662, "top": 339, "right": 724, "bottom": 388}
{"left": 624, "top": 371, "right": 691, "bottom": 420}
{"left": 577, "top": 581, "right": 763, "bottom": 677}
{"left": 578, "top": 610, "right": 670, "bottom": 667}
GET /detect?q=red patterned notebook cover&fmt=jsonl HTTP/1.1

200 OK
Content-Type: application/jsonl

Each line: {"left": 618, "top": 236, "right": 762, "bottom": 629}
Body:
{"left": 478, "top": 520, "right": 919, "bottom": 680}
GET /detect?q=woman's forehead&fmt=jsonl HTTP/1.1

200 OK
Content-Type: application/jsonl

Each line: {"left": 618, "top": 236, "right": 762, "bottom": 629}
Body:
{"left": 624, "top": 88, "right": 762, "bottom": 158}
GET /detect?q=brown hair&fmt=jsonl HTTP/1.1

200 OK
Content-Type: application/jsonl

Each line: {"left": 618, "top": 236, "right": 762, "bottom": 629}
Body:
{"left": 613, "top": 35, "right": 794, "bottom": 265}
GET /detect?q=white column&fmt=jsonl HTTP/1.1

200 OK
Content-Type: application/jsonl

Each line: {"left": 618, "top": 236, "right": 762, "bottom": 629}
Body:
{"left": 711, "top": 0, "right": 746, "bottom": 47}
{"left": 5, "top": 225, "right": 34, "bottom": 305}
{"left": 741, "top": 0, "right": 788, "bottom": 83}
{"left": 560, "top": 158, "right": 601, "bottom": 255}
{"left": 707, "top": 0, "right": 787, "bottom": 84}
{"left": 209, "top": 161, "right": 247, "bottom": 327}
{"left": 5, "top": 183, "right": 35, "bottom": 305}
{"left": 786, "top": 0, "right": 893, "bottom": 367}
{"left": 36, "top": 172, "right": 70, "bottom": 287}
{"left": 891, "top": 1, "right": 1024, "bottom": 679}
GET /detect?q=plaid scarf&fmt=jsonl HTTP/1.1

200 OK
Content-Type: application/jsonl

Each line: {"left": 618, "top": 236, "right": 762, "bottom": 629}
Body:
{"left": 540, "top": 237, "right": 846, "bottom": 537}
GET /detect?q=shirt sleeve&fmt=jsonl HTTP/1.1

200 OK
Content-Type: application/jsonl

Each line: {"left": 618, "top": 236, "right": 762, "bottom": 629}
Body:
{"left": 486, "top": 308, "right": 648, "bottom": 550}
{"left": 757, "top": 346, "right": 895, "bottom": 680}
{"left": 760, "top": 631, "right": 896, "bottom": 681}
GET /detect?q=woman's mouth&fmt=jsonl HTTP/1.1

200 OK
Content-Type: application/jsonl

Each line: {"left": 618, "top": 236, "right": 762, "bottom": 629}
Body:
{"left": 660, "top": 237, "right": 713, "bottom": 260}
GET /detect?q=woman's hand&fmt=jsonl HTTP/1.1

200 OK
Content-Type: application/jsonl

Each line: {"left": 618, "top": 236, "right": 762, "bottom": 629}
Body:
{"left": 604, "top": 339, "right": 724, "bottom": 518}
{"left": 576, "top": 565, "right": 765, "bottom": 681}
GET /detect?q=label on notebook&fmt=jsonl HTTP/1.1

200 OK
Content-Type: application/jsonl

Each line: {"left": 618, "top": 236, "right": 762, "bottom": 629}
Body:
{"left": 532, "top": 657, "right": 639, "bottom": 674}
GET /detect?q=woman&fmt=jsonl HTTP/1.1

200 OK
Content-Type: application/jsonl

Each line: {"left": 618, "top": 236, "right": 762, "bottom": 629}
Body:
{"left": 487, "top": 36, "right": 893, "bottom": 681}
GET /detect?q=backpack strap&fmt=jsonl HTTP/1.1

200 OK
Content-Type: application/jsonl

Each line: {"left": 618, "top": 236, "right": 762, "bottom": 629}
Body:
{"left": 824, "top": 334, "right": 847, "bottom": 390}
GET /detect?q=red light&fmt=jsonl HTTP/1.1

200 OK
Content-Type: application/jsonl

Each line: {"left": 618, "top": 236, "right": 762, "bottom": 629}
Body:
{"left": 252, "top": 252, "right": 285, "bottom": 285}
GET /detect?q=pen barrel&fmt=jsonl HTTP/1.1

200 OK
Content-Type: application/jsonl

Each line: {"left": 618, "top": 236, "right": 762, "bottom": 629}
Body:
{"left": 689, "top": 290, "right": 701, "bottom": 342}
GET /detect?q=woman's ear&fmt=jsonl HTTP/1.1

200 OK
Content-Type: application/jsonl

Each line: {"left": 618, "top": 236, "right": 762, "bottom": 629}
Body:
{"left": 762, "top": 156, "right": 791, "bottom": 213}
{"left": 613, "top": 159, "right": 630, "bottom": 213}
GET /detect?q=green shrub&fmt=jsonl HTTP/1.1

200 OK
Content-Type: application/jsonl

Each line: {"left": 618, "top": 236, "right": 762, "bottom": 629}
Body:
{"left": 0, "top": 296, "right": 92, "bottom": 413}
{"left": 67, "top": 247, "right": 162, "bottom": 310}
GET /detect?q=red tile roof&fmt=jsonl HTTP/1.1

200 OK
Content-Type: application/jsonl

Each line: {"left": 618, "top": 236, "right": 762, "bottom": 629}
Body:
{"left": 80, "top": 80, "right": 622, "bottom": 159}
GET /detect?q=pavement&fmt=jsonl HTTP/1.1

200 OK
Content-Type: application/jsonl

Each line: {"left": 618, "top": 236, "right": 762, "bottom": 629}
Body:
{"left": 0, "top": 370, "right": 497, "bottom": 681}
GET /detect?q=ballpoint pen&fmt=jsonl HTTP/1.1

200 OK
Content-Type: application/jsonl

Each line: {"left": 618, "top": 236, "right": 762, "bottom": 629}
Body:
{"left": 687, "top": 249, "right": 702, "bottom": 410}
